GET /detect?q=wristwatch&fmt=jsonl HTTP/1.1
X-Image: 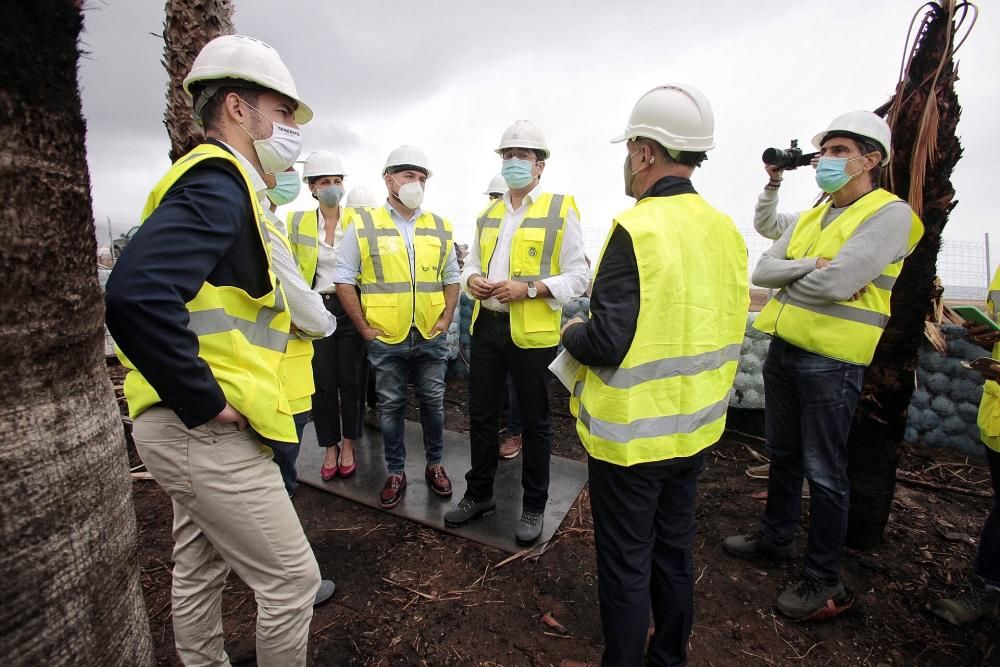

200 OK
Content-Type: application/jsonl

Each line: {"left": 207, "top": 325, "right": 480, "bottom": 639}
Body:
{"left": 527, "top": 281, "right": 538, "bottom": 299}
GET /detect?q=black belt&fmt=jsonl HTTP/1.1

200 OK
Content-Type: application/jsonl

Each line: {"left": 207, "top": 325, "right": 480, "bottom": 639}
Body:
{"left": 478, "top": 307, "right": 510, "bottom": 319}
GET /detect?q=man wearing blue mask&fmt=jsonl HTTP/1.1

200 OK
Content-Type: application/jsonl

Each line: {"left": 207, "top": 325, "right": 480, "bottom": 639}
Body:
{"left": 256, "top": 169, "right": 338, "bottom": 499}
{"left": 105, "top": 35, "right": 329, "bottom": 665}
{"left": 723, "top": 111, "right": 924, "bottom": 621}
{"left": 445, "top": 120, "right": 589, "bottom": 546}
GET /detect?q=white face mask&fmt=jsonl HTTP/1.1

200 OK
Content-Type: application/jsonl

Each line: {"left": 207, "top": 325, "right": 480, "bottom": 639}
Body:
{"left": 393, "top": 179, "right": 425, "bottom": 209}
{"left": 239, "top": 98, "right": 302, "bottom": 174}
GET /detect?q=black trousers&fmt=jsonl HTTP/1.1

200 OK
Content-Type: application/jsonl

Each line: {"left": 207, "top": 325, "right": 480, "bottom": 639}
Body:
{"left": 464, "top": 310, "right": 557, "bottom": 512}
{"left": 312, "top": 294, "right": 368, "bottom": 446}
{"left": 589, "top": 453, "right": 704, "bottom": 667}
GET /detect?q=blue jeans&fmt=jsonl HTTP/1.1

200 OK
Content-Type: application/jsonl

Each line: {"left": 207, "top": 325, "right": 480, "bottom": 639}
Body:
{"left": 760, "top": 337, "right": 865, "bottom": 582}
{"left": 258, "top": 411, "right": 310, "bottom": 497}
{"left": 367, "top": 329, "right": 450, "bottom": 475}
{"left": 975, "top": 446, "right": 1000, "bottom": 587}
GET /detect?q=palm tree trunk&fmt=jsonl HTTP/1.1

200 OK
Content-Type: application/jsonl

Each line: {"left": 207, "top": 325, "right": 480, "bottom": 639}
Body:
{"left": 846, "top": 0, "right": 970, "bottom": 549}
{"left": 163, "top": 0, "right": 234, "bottom": 161}
{"left": 0, "top": 3, "right": 154, "bottom": 664}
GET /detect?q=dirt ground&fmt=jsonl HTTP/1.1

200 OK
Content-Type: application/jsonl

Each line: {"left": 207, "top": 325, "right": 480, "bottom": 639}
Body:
{"left": 113, "top": 363, "right": 998, "bottom": 666}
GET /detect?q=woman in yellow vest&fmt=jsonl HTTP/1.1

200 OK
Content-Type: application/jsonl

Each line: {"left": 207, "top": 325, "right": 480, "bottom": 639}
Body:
{"left": 723, "top": 111, "right": 923, "bottom": 622}
{"left": 287, "top": 151, "right": 369, "bottom": 481}
{"left": 934, "top": 268, "right": 1000, "bottom": 624}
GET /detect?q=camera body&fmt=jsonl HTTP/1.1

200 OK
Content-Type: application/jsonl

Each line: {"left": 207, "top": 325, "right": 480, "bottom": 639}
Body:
{"left": 762, "top": 139, "right": 818, "bottom": 171}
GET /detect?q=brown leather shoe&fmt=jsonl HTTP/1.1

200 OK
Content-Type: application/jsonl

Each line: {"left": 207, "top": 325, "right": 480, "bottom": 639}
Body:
{"left": 425, "top": 464, "right": 452, "bottom": 497}
{"left": 379, "top": 473, "right": 407, "bottom": 508}
{"left": 499, "top": 433, "right": 523, "bottom": 460}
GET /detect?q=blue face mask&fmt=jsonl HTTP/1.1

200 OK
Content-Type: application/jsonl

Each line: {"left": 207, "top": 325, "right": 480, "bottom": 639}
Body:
{"left": 501, "top": 158, "right": 535, "bottom": 189}
{"left": 815, "top": 156, "right": 865, "bottom": 194}
{"left": 265, "top": 170, "right": 301, "bottom": 206}
{"left": 316, "top": 184, "right": 345, "bottom": 208}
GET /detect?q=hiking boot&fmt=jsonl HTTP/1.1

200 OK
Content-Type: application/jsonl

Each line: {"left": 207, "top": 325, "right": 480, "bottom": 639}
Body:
{"left": 777, "top": 575, "right": 854, "bottom": 621}
{"left": 314, "top": 579, "right": 335, "bottom": 607}
{"left": 723, "top": 532, "right": 796, "bottom": 561}
{"left": 516, "top": 510, "right": 544, "bottom": 546}
{"left": 932, "top": 575, "right": 1000, "bottom": 625}
{"left": 499, "top": 433, "right": 523, "bottom": 459}
{"left": 746, "top": 462, "right": 770, "bottom": 479}
{"left": 444, "top": 496, "right": 496, "bottom": 527}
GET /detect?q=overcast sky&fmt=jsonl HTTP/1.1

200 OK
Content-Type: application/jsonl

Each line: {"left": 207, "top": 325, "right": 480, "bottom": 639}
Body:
{"left": 79, "top": 0, "right": 998, "bottom": 288}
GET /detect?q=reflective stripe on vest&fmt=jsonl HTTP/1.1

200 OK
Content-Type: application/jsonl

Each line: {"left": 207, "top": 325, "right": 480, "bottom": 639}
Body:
{"left": 470, "top": 193, "right": 575, "bottom": 348}
{"left": 118, "top": 143, "right": 296, "bottom": 442}
{"left": 571, "top": 193, "right": 749, "bottom": 466}
{"left": 286, "top": 209, "right": 320, "bottom": 286}
{"left": 356, "top": 207, "right": 453, "bottom": 344}
{"left": 753, "top": 189, "right": 923, "bottom": 366}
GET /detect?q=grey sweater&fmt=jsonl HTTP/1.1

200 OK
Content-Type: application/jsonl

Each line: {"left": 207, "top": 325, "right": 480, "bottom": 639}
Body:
{"left": 752, "top": 189, "right": 914, "bottom": 306}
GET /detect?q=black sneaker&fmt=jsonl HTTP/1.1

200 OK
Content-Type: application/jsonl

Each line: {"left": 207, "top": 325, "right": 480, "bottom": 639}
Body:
{"left": 933, "top": 575, "right": 1000, "bottom": 625}
{"left": 723, "top": 532, "right": 796, "bottom": 560}
{"left": 777, "top": 575, "right": 854, "bottom": 621}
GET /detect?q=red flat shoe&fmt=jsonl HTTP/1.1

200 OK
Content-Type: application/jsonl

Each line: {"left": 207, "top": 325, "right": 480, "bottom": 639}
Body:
{"left": 321, "top": 464, "right": 338, "bottom": 481}
{"left": 338, "top": 455, "right": 357, "bottom": 478}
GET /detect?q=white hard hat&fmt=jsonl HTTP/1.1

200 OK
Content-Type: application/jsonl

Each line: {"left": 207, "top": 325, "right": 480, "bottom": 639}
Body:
{"left": 345, "top": 185, "right": 380, "bottom": 208}
{"left": 611, "top": 83, "right": 715, "bottom": 152}
{"left": 811, "top": 111, "right": 891, "bottom": 166}
{"left": 301, "top": 151, "right": 345, "bottom": 181}
{"left": 183, "top": 34, "right": 313, "bottom": 124}
{"left": 495, "top": 120, "right": 550, "bottom": 160}
{"left": 383, "top": 145, "right": 432, "bottom": 176}
{"left": 484, "top": 174, "right": 507, "bottom": 196}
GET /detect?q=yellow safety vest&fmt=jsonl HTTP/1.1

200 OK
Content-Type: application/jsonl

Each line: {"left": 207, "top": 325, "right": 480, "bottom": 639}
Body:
{"left": 261, "top": 210, "right": 313, "bottom": 417}
{"left": 118, "top": 143, "right": 297, "bottom": 442}
{"left": 978, "top": 267, "right": 1000, "bottom": 453}
{"left": 355, "top": 206, "right": 453, "bottom": 344}
{"left": 286, "top": 208, "right": 320, "bottom": 286}
{"left": 470, "top": 193, "right": 577, "bottom": 348}
{"left": 570, "top": 194, "right": 750, "bottom": 466}
{"left": 754, "top": 189, "right": 924, "bottom": 365}
{"left": 281, "top": 206, "right": 366, "bottom": 415}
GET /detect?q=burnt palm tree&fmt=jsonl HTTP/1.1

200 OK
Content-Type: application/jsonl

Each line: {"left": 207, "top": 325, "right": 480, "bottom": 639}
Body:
{"left": 0, "top": 2, "right": 154, "bottom": 664}
{"left": 846, "top": 0, "right": 978, "bottom": 548}
{"left": 162, "top": 0, "right": 234, "bottom": 161}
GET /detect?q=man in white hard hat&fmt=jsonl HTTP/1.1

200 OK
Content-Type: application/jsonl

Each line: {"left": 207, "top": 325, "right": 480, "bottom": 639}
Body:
{"left": 286, "top": 151, "right": 369, "bottom": 483}
{"left": 445, "top": 120, "right": 589, "bottom": 546}
{"left": 345, "top": 184, "right": 380, "bottom": 209}
{"left": 560, "top": 84, "right": 748, "bottom": 666}
{"left": 484, "top": 173, "right": 507, "bottom": 201}
{"left": 724, "top": 111, "right": 924, "bottom": 621}
{"left": 105, "top": 35, "right": 325, "bottom": 665}
{"left": 333, "top": 146, "right": 460, "bottom": 509}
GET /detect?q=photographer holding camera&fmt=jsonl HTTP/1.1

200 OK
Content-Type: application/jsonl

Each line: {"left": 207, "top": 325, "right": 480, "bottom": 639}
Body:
{"left": 723, "top": 111, "right": 924, "bottom": 621}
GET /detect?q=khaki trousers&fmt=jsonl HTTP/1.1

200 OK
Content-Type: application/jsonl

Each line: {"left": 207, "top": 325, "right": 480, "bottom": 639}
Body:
{"left": 133, "top": 407, "right": 320, "bottom": 667}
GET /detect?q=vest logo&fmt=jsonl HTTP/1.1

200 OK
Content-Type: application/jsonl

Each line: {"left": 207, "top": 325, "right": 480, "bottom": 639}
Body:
{"left": 528, "top": 247, "right": 537, "bottom": 257}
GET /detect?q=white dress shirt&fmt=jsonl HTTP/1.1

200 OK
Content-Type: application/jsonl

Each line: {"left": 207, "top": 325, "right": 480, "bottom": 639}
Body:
{"left": 460, "top": 184, "right": 590, "bottom": 313}
{"left": 312, "top": 206, "right": 346, "bottom": 294}
{"left": 220, "top": 141, "right": 337, "bottom": 339}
